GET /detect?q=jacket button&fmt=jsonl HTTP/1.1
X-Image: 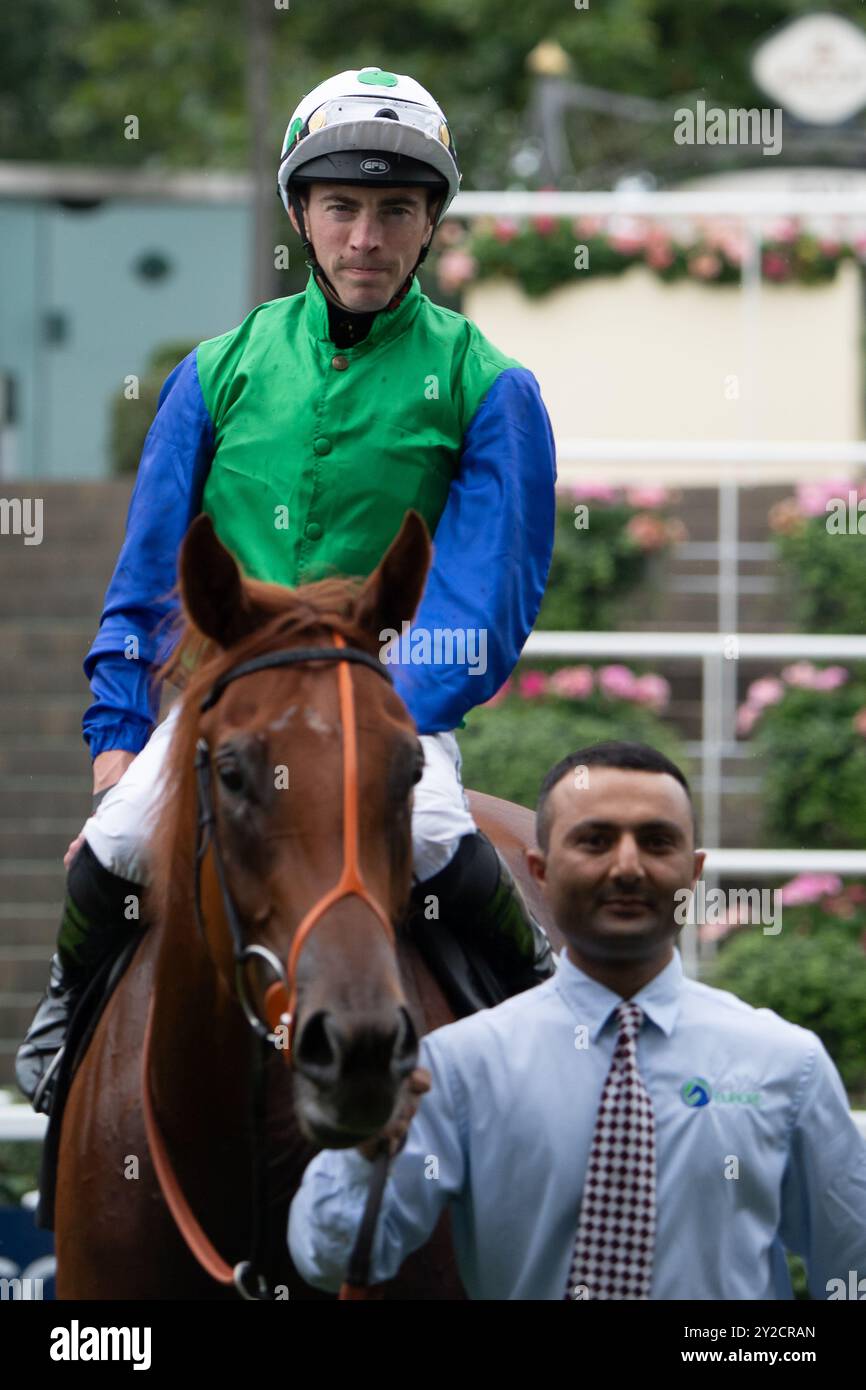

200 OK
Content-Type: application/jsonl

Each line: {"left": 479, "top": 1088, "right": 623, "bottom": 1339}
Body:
{"left": 331, "top": 355, "right": 349, "bottom": 371}
{"left": 305, "top": 521, "right": 323, "bottom": 541}
{"left": 313, "top": 437, "right": 332, "bottom": 455}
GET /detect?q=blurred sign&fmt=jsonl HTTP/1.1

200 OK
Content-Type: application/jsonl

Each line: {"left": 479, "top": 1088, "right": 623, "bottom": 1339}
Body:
{"left": 753, "top": 13, "right": 866, "bottom": 125}
{"left": 0, "top": 1207, "right": 56, "bottom": 1299}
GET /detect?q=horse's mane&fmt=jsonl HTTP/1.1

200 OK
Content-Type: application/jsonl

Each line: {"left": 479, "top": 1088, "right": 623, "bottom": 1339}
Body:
{"left": 147, "top": 572, "right": 371, "bottom": 931}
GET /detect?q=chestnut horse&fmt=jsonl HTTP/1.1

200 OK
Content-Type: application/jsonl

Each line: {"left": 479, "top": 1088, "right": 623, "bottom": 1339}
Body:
{"left": 54, "top": 510, "right": 562, "bottom": 1299}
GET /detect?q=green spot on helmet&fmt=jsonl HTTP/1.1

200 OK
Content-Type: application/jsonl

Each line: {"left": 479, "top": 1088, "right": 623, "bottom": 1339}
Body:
{"left": 357, "top": 67, "right": 399, "bottom": 87}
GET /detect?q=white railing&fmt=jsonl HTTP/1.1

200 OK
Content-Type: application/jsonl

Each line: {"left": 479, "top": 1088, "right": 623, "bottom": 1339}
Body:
{"left": 525, "top": 630, "right": 866, "bottom": 971}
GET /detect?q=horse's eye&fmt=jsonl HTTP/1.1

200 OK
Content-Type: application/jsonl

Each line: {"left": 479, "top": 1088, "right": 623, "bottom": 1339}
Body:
{"left": 217, "top": 759, "right": 245, "bottom": 795}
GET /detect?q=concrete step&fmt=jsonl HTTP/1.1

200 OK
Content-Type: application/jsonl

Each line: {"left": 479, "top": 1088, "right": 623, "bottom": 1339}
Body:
{"left": 0, "top": 662, "right": 92, "bottom": 697}
{"left": 0, "top": 820, "right": 82, "bottom": 860}
{"left": 0, "top": 907, "right": 60, "bottom": 947}
{"left": 0, "top": 777, "right": 90, "bottom": 817}
{"left": 0, "top": 738, "right": 91, "bottom": 778}
{"left": 0, "top": 698, "right": 85, "bottom": 737}
{"left": 0, "top": 862, "right": 67, "bottom": 904}
{"left": 0, "top": 621, "right": 96, "bottom": 659}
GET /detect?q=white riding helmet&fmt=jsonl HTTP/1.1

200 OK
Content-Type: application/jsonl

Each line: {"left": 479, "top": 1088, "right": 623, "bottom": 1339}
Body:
{"left": 277, "top": 66, "right": 461, "bottom": 227}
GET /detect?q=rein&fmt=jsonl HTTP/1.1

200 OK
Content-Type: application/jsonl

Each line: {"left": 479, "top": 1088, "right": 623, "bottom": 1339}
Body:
{"left": 141, "top": 632, "right": 397, "bottom": 1300}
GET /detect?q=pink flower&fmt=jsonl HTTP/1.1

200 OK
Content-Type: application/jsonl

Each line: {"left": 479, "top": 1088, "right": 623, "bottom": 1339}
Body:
{"left": 532, "top": 214, "right": 558, "bottom": 236}
{"left": 853, "top": 707, "right": 866, "bottom": 737}
{"left": 626, "top": 513, "right": 669, "bottom": 550}
{"left": 631, "top": 673, "right": 671, "bottom": 712}
{"left": 436, "top": 248, "right": 478, "bottom": 293}
{"left": 736, "top": 703, "right": 760, "bottom": 736}
{"left": 608, "top": 216, "right": 648, "bottom": 256}
{"left": 780, "top": 873, "right": 843, "bottom": 906}
{"left": 569, "top": 482, "right": 619, "bottom": 503}
{"left": 762, "top": 250, "right": 791, "bottom": 281}
{"left": 781, "top": 661, "right": 820, "bottom": 688}
{"left": 483, "top": 677, "right": 512, "bottom": 709}
{"left": 716, "top": 229, "right": 748, "bottom": 265}
{"left": 855, "top": 233, "right": 866, "bottom": 263}
{"left": 625, "top": 485, "right": 669, "bottom": 509}
{"left": 549, "top": 666, "right": 594, "bottom": 700}
{"left": 518, "top": 670, "right": 549, "bottom": 699}
{"left": 764, "top": 217, "right": 800, "bottom": 244}
{"left": 745, "top": 676, "right": 785, "bottom": 710}
{"left": 573, "top": 215, "right": 605, "bottom": 239}
{"left": 688, "top": 251, "right": 722, "bottom": 280}
{"left": 598, "top": 665, "right": 639, "bottom": 701}
{"left": 492, "top": 217, "right": 521, "bottom": 244}
{"left": 818, "top": 238, "right": 842, "bottom": 257}
{"left": 645, "top": 241, "right": 674, "bottom": 270}
{"left": 811, "top": 665, "right": 849, "bottom": 691}
{"left": 795, "top": 478, "right": 852, "bottom": 517}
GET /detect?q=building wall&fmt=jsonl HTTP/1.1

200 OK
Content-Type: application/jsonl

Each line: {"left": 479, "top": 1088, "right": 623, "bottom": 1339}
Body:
{"left": 0, "top": 198, "right": 251, "bottom": 480}
{"left": 464, "top": 261, "right": 863, "bottom": 484}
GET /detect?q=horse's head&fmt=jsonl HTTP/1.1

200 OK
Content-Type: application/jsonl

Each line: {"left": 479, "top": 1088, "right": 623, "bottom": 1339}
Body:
{"left": 150, "top": 510, "right": 432, "bottom": 1148}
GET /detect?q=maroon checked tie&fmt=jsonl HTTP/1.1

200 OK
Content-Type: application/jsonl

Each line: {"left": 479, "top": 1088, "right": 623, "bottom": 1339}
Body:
{"left": 564, "top": 1000, "right": 656, "bottom": 1300}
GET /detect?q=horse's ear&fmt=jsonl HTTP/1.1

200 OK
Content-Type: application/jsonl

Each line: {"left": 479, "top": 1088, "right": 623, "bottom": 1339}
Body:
{"left": 355, "top": 510, "right": 432, "bottom": 640}
{"left": 179, "top": 514, "right": 269, "bottom": 648}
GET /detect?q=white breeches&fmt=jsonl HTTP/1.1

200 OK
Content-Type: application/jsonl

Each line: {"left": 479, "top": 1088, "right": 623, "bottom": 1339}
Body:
{"left": 82, "top": 703, "right": 477, "bottom": 887}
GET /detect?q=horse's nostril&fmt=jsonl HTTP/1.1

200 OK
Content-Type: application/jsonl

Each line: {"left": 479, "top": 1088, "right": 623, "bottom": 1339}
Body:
{"left": 394, "top": 1007, "right": 419, "bottom": 1072}
{"left": 294, "top": 1010, "right": 339, "bottom": 1080}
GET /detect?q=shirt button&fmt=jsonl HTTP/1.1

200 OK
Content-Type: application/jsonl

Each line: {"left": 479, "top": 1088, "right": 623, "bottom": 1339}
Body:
{"left": 305, "top": 521, "right": 323, "bottom": 541}
{"left": 331, "top": 355, "right": 349, "bottom": 371}
{"left": 313, "top": 437, "right": 332, "bottom": 455}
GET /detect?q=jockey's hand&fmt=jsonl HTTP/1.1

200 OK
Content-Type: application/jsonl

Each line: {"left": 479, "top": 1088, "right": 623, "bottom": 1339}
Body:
{"left": 357, "top": 1066, "right": 431, "bottom": 1161}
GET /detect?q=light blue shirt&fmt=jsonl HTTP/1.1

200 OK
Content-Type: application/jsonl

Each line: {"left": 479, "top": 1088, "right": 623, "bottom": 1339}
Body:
{"left": 288, "top": 947, "right": 866, "bottom": 1299}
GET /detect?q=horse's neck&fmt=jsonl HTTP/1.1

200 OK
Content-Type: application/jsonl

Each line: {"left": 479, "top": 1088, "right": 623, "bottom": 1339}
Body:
{"left": 148, "top": 905, "right": 252, "bottom": 1145}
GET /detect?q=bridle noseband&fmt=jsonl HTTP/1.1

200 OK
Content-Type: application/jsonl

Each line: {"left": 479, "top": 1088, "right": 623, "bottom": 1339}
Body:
{"left": 142, "top": 632, "right": 399, "bottom": 1298}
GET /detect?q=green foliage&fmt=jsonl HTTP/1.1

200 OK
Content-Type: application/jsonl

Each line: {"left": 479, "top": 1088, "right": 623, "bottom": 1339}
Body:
{"left": 5, "top": 1, "right": 866, "bottom": 189}
{"left": 772, "top": 517, "right": 866, "bottom": 635}
{"left": 537, "top": 500, "right": 657, "bottom": 630}
{"left": 0, "top": 1141, "right": 41, "bottom": 1207}
{"left": 458, "top": 688, "right": 688, "bottom": 810}
{"left": 751, "top": 678, "right": 866, "bottom": 849}
{"left": 110, "top": 341, "right": 196, "bottom": 474}
{"left": 709, "top": 926, "right": 866, "bottom": 1104}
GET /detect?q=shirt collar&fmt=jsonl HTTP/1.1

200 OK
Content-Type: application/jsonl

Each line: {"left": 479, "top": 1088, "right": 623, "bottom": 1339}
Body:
{"left": 303, "top": 270, "right": 422, "bottom": 352}
{"left": 552, "top": 945, "right": 683, "bottom": 1041}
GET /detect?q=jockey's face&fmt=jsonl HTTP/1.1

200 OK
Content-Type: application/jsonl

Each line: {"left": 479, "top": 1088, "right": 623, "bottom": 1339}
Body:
{"left": 288, "top": 183, "right": 436, "bottom": 310}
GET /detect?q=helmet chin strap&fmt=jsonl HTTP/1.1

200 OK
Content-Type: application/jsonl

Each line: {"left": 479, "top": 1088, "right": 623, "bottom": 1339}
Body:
{"left": 288, "top": 186, "right": 439, "bottom": 314}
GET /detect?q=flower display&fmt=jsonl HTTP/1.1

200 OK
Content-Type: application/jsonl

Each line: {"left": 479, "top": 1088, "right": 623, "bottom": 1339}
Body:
{"left": 432, "top": 214, "right": 860, "bottom": 299}
{"left": 737, "top": 666, "right": 850, "bottom": 735}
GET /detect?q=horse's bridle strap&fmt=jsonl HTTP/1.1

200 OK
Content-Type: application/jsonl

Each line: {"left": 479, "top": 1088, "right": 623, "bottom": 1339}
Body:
{"left": 199, "top": 644, "right": 392, "bottom": 711}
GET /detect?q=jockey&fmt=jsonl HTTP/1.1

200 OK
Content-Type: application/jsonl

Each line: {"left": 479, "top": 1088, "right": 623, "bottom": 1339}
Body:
{"left": 16, "top": 67, "right": 557, "bottom": 1114}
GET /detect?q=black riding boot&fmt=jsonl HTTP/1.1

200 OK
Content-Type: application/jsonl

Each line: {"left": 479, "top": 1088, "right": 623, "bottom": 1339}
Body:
{"left": 410, "top": 831, "right": 555, "bottom": 1014}
{"left": 15, "top": 841, "right": 143, "bottom": 1114}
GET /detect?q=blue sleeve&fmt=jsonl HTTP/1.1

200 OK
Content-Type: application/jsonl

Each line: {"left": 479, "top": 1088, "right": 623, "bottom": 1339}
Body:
{"left": 288, "top": 1034, "right": 466, "bottom": 1292}
{"left": 390, "top": 367, "right": 556, "bottom": 734}
{"left": 779, "top": 1037, "right": 866, "bottom": 1298}
{"left": 81, "top": 350, "right": 215, "bottom": 758}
